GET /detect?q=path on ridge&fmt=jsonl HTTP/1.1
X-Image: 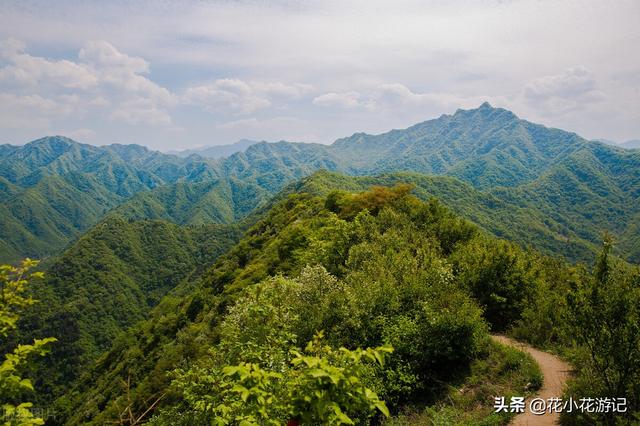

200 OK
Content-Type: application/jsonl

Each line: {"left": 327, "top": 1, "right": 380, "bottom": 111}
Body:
{"left": 491, "top": 335, "right": 572, "bottom": 426}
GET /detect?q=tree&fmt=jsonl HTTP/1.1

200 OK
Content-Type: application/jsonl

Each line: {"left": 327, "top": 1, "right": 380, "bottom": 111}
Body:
{"left": 168, "top": 333, "right": 391, "bottom": 425}
{"left": 565, "top": 239, "right": 640, "bottom": 423}
{"left": 450, "top": 237, "right": 537, "bottom": 331}
{"left": 0, "top": 259, "right": 56, "bottom": 426}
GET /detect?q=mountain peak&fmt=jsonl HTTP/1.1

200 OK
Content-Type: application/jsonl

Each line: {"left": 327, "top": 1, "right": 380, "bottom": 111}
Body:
{"left": 451, "top": 103, "right": 518, "bottom": 122}
{"left": 28, "top": 135, "right": 76, "bottom": 148}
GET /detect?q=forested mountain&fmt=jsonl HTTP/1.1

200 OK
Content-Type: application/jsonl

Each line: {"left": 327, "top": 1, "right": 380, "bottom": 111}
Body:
{"left": 2, "top": 104, "right": 639, "bottom": 265}
{"left": 112, "top": 178, "right": 272, "bottom": 225}
{"left": 50, "top": 183, "right": 546, "bottom": 425}
{"left": 0, "top": 137, "right": 221, "bottom": 262}
{"left": 5, "top": 167, "right": 638, "bottom": 423}
{"left": 278, "top": 171, "right": 601, "bottom": 262}
{"left": 330, "top": 102, "right": 588, "bottom": 189}
{"left": 7, "top": 215, "right": 241, "bottom": 405}
{"left": 43, "top": 178, "right": 639, "bottom": 425}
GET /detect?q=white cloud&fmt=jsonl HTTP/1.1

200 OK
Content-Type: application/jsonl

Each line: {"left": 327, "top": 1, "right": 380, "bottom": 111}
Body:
{"left": 0, "top": 38, "right": 319, "bottom": 136}
{"left": 80, "top": 40, "right": 173, "bottom": 106}
{"left": 314, "top": 83, "right": 491, "bottom": 114}
{"left": 251, "top": 82, "right": 314, "bottom": 99}
{"left": 313, "top": 91, "right": 366, "bottom": 109}
{"left": 184, "top": 79, "right": 314, "bottom": 116}
{"left": 0, "top": 38, "right": 97, "bottom": 89}
{"left": 0, "top": 39, "right": 174, "bottom": 126}
{"left": 0, "top": 1, "right": 639, "bottom": 147}
{"left": 184, "top": 78, "right": 270, "bottom": 115}
{"left": 79, "top": 40, "right": 149, "bottom": 73}
{"left": 0, "top": 92, "right": 74, "bottom": 129}
{"left": 523, "top": 67, "right": 605, "bottom": 114}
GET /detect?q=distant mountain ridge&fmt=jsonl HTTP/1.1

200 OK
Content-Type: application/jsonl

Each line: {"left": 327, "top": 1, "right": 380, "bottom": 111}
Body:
{"left": 2, "top": 103, "right": 640, "bottom": 263}
{"left": 621, "top": 139, "right": 640, "bottom": 149}
{"left": 592, "top": 138, "right": 640, "bottom": 150}
{"left": 168, "top": 138, "right": 261, "bottom": 159}
{"left": 329, "top": 102, "right": 589, "bottom": 188}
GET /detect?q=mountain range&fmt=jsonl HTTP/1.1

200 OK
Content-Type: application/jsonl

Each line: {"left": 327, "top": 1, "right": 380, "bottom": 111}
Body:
{"left": 2, "top": 103, "right": 639, "bottom": 265}
{"left": 3, "top": 103, "right": 640, "bottom": 424}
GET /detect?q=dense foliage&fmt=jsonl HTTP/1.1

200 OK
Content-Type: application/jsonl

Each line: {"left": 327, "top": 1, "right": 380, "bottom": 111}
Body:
{"left": 49, "top": 183, "right": 555, "bottom": 425}
{"left": 3, "top": 217, "right": 240, "bottom": 410}
{"left": 0, "top": 259, "right": 55, "bottom": 425}
{"left": 512, "top": 238, "right": 640, "bottom": 424}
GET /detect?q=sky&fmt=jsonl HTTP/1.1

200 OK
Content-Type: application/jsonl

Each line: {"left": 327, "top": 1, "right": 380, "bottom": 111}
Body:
{"left": 0, "top": 0, "right": 638, "bottom": 151}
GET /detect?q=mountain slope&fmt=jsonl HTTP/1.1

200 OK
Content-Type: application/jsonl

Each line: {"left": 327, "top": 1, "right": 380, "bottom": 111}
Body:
{"left": 492, "top": 144, "right": 640, "bottom": 262}
{"left": 0, "top": 137, "right": 221, "bottom": 262}
{"left": 10, "top": 215, "right": 241, "bottom": 405}
{"left": 277, "top": 171, "right": 600, "bottom": 262}
{"left": 53, "top": 179, "right": 555, "bottom": 425}
{"left": 331, "top": 102, "right": 587, "bottom": 188}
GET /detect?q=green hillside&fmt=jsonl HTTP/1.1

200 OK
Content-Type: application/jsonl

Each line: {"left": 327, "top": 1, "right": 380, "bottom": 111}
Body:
{"left": 112, "top": 178, "right": 272, "bottom": 225}
{"left": 53, "top": 182, "right": 552, "bottom": 425}
{"left": 7, "top": 174, "right": 636, "bottom": 424}
{"left": 8, "top": 216, "right": 241, "bottom": 405}
{"left": 330, "top": 102, "right": 587, "bottom": 188}
{"left": 280, "top": 171, "right": 600, "bottom": 262}
{"left": 0, "top": 137, "right": 221, "bottom": 263}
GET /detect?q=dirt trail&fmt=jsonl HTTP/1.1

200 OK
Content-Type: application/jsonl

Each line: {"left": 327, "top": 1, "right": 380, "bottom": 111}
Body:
{"left": 491, "top": 335, "right": 572, "bottom": 426}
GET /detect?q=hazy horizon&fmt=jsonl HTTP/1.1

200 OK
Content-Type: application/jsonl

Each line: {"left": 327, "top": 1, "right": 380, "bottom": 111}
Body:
{"left": 3, "top": 101, "right": 640, "bottom": 153}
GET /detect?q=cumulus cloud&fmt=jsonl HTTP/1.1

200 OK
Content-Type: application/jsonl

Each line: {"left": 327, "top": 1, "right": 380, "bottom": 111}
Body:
{"left": 80, "top": 40, "right": 173, "bottom": 107}
{"left": 0, "top": 92, "right": 73, "bottom": 129}
{"left": 313, "top": 91, "right": 367, "bottom": 109}
{"left": 79, "top": 40, "right": 149, "bottom": 73}
{"left": 0, "top": 38, "right": 320, "bottom": 138}
{"left": 251, "top": 82, "right": 314, "bottom": 99}
{"left": 0, "top": 38, "right": 97, "bottom": 89}
{"left": 0, "top": 39, "right": 174, "bottom": 126}
{"left": 1, "top": 0, "right": 638, "bottom": 147}
{"left": 523, "top": 67, "right": 605, "bottom": 114}
{"left": 313, "top": 83, "right": 489, "bottom": 113}
{"left": 184, "top": 79, "right": 270, "bottom": 115}
{"left": 184, "top": 79, "right": 314, "bottom": 115}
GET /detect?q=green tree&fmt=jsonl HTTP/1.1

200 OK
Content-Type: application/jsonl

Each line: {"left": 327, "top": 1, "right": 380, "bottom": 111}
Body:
{"left": 564, "top": 239, "right": 640, "bottom": 424}
{"left": 450, "top": 237, "right": 538, "bottom": 330}
{"left": 0, "top": 259, "right": 56, "bottom": 426}
{"left": 168, "top": 333, "right": 391, "bottom": 426}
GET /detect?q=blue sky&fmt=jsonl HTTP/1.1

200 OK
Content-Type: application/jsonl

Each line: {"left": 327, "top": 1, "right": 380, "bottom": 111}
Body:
{"left": 0, "top": 0, "right": 639, "bottom": 151}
